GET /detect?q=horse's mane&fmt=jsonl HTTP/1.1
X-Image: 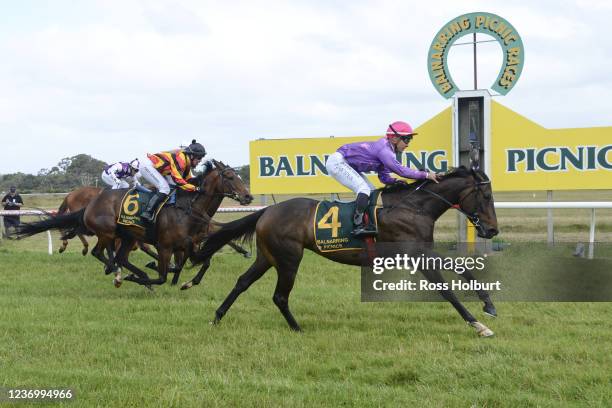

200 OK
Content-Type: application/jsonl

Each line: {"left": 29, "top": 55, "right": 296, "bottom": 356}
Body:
{"left": 381, "top": 166, "right": 478, "bottom": 194}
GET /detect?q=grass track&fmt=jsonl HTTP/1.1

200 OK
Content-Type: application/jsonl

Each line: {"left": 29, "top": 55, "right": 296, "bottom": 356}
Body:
{"left": 0, "top": 244, "right": 610, "bottom": 407}
{"left": 1, "top": 190, "right": 611, "bottom": 406}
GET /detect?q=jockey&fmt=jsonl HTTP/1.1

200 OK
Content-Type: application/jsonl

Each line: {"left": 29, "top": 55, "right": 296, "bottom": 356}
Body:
{"left": 101, "top": 159, "right": 141, "bottom": 189}
{"left": 139, "top": 139, "right": 207, "bottom": 222}
{"left": 325, "top": 121, "right": 440, "bottom": 237}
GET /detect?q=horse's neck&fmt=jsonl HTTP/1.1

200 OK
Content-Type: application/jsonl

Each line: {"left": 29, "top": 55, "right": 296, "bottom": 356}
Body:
{"left": 192, "top": 174, "right": 223, "bottom": 216}
{"left": 205, "top": 195, "right": 224, "bottom": 217}
{"left": 390, "top": 178, "right": 467, "bottom": 220}
{"left": 420, "top": 178, "right": 468, "bottom": 220}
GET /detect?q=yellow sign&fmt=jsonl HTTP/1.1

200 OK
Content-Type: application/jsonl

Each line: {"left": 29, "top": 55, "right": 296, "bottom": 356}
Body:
{"left": 491, "top": 102, "right": 612, "bottom": 191}
{"left": 249, "top": 103, "right": 612, "bottom": 193}
{"left": 249, "top": 109, "right": 453, "bottom": 194}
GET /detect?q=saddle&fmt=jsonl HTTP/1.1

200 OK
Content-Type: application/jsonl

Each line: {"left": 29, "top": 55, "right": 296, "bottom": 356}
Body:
{"left": 117, "top": 188, "right": 175, "bottom": 229}
{"left": 314, "top": 191, "right": 381, "bottom": 252}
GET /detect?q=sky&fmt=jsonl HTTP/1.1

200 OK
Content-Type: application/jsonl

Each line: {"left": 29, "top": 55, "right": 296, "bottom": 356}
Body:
{"left": 1, "top": 0, "right": 611, "bottom": 174}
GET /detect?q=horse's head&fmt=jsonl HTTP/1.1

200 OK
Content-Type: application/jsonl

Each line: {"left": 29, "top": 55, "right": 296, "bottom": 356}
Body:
{"left": 457, "top": 167, "right": 499, "bottom": 239}
{"left": 205, "top": 160, "right": 253, "bottom": 205}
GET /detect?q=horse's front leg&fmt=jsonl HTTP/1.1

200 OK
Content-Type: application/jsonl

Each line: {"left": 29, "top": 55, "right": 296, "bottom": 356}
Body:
{"left": 460, "top": 269, "right": 497, "bottom": 317}
{"left": 418, "top": 249, "right": 494, "bottom": 338}
{"left": 180, "top": 256, "right": 211, "bottom": 290}
{"left": 228, "top": 241, "right": 251, "bottom": 258}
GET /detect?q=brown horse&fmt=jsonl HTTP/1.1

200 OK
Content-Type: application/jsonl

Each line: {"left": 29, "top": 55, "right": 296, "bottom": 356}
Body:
{"left": 56, "top": 186, "right": 102, "bottom": 255}
{"left": 183, "top": 164, "right": 499, "bottom": 337}
{"left": 139, "top": 160, "right": 255, "bottom": 285}
{"left": 15, "top": 161, "right": 254, "bottom": 287}
{"left": 56, "top": 161, "right": 252, "bottom": 280}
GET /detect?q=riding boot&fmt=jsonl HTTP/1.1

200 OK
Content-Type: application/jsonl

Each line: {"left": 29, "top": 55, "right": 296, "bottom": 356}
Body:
{"left": 141, "top": 192, "right": 167, "bottom": 222}
{"left": 352, "top": 193, "right": 377, "bottom": 237}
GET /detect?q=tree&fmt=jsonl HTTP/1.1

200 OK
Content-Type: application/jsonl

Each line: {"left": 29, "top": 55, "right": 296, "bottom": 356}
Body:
{"left": 0, "top": 154, "right": 108, "bottom": 193}
{"left": 237, "top": 164, "right": 250, "bottom": 186}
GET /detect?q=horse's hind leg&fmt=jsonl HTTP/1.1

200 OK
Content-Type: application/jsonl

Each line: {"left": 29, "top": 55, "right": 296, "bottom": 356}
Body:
{"left": 213, "top": 254, "right": 272, "bottom": 324}
{"left": 460, "top": 269, "right": 497, "bottom": 317}
{"left": 91, "top": 239, "right": 110, "bottom": 268}
{"left": 59, "top": 238, "right": 68, "bottom": 254}
{"left": 78, "top": 234, "right": 89, "bottom": 256}
{"left": 170, "top": 251, "right": 186, "bottom": 285}
{"left": 272, "top": 258, "right": 302, "bottom": 332}
{"left": 104, "top": 240, "right": 117, "bottom": 275}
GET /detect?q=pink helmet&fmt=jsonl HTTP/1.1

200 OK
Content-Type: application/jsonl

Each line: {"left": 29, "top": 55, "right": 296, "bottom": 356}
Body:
{"left": 386, "top": 121, "right": 418, "bottom": 138}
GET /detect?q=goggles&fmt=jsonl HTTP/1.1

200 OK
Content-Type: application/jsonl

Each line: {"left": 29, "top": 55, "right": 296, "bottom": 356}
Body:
{"left": 389, "top": 124, "right": 413, "bottom": 143}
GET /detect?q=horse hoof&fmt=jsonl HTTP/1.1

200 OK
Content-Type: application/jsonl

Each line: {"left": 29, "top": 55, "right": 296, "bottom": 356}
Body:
{"left": 483, "top": 304, "right": 497, "bottom": 317}
{"left": 180, "top": 282, "right": 193, "bottom": 291}
{"left": 479, "top": 327, "right": 494, "bottom": 337}
{"left": 145, "top": 261, "right": 157, "bottom": 270}
{"left": 243, "top": 252, "right": 252, "bottom": 259}
{"left": 470, "top": 321, "right": 495, "bottom": 338}
{"left": 113, "top": 278, "right": 122, "bottom": 288}
{"left": 59, "top": 248, "right": 65, "bottom": 254}
{"left": 82, "top": 248, "right": 88, "bottom": 256}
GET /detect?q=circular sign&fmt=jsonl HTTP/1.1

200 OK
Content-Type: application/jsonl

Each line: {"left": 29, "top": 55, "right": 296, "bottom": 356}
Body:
{"left": 427, "top": 12, "right": 524, "bottom": 98}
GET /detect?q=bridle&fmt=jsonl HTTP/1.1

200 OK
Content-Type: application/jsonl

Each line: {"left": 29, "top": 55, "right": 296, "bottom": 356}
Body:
{"left": 167, "top": 161, "right": 242, "bottom": 225}
{"left": 188, "top": 164, "right": 242, "bottom": 207}
{"left": 413, "top": 177, "right": 491, "bottom": 229}
{"left": 216, "top": 166, "right": 243, "bottom": 201}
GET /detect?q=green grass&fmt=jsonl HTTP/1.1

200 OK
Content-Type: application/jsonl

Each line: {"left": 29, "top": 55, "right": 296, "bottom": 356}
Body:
{"left": 0, "top": 240, "right": 611, "bottom": 406}
{"left": 1, "top": 190, "right": 611, "bottom": 406}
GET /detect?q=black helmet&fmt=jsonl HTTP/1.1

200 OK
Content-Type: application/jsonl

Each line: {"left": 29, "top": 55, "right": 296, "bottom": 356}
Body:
{"left": 184, "top": 139, "right": 206, "bottom": 158}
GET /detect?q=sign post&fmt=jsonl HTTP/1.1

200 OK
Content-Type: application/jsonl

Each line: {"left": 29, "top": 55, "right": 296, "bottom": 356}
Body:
{"left": 428, "top": 12, "right": 523, "bottom": 248}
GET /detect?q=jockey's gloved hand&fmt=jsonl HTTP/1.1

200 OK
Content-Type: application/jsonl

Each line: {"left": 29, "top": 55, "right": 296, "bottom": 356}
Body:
{"left": 394, "top": 179, "right": 409, "bottom": 186}
{"left": 202, "top": 160, "right": 214, "bottom": 174}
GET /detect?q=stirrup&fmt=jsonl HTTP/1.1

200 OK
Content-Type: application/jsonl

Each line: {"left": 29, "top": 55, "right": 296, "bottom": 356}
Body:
{"left": 351, "top": 224, "right": 378, "bottom": 238}
{"left": 141, "top": 211, "right": 155, "bottom": 222}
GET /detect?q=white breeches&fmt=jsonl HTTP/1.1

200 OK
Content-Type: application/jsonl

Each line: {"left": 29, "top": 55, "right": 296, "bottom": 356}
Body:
{"left": 138, "top": 158, "right": 170, "bottom": 195}
{"left": 101, "top": 171, "right": 129, "bottom": 189}
{"left": 325, "top": 152, "right": 374, "bottom": 196}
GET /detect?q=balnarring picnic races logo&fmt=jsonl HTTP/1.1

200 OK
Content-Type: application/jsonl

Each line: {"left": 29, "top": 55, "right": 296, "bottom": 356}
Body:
{"left": 428, "top": 12, "right": 524, "bottom": 98}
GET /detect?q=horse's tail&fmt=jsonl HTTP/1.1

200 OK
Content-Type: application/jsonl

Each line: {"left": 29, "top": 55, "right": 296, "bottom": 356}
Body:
{"left": 12, "top": 209, "right": 85, "bottom": 240}
{"left": 192, "top": 208, "right": 267, "bottom": 266}
{"left": 57, "top": 197, "right": 69, "bottom": 216}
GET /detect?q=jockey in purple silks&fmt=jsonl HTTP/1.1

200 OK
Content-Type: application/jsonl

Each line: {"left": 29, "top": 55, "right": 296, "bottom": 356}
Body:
{"left": 101, "top": 159, "right": 142, "bottom": 189}
{"left": 326, "top": 121, "right": 441, "bottom": 237}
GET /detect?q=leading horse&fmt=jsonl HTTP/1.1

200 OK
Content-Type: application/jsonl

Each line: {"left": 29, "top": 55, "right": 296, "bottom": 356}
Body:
{"left": 183, "top": 161, "right": 499, "bottom": 337}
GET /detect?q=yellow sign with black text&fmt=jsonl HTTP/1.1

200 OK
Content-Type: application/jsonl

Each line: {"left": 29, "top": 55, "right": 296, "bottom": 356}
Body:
{"left": 249, "top": 102, "right": 612, "bottom": 193}
{"left": 249, "top": 109, "right": 452, "bottom": 194}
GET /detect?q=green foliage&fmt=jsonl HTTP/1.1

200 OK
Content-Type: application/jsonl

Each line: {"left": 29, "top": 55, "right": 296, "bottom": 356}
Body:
{"left": 1, "top": 157, "right": 251, "bottom": 193}
{"left": 237, "top": 164, "right": 250, "bottom": 186}
{"left": 1, "top": 154, "right": 108, "bottom": 193}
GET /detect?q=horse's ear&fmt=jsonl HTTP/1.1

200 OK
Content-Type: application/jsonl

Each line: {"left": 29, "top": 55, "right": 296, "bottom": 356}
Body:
{"left": 212, "top": 159, "right": 220, "bottom": 168}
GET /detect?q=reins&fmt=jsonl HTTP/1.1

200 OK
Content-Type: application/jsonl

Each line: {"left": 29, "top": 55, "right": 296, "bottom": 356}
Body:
{"left": 384, "top": 177, "right": 491, "bottom": 229}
